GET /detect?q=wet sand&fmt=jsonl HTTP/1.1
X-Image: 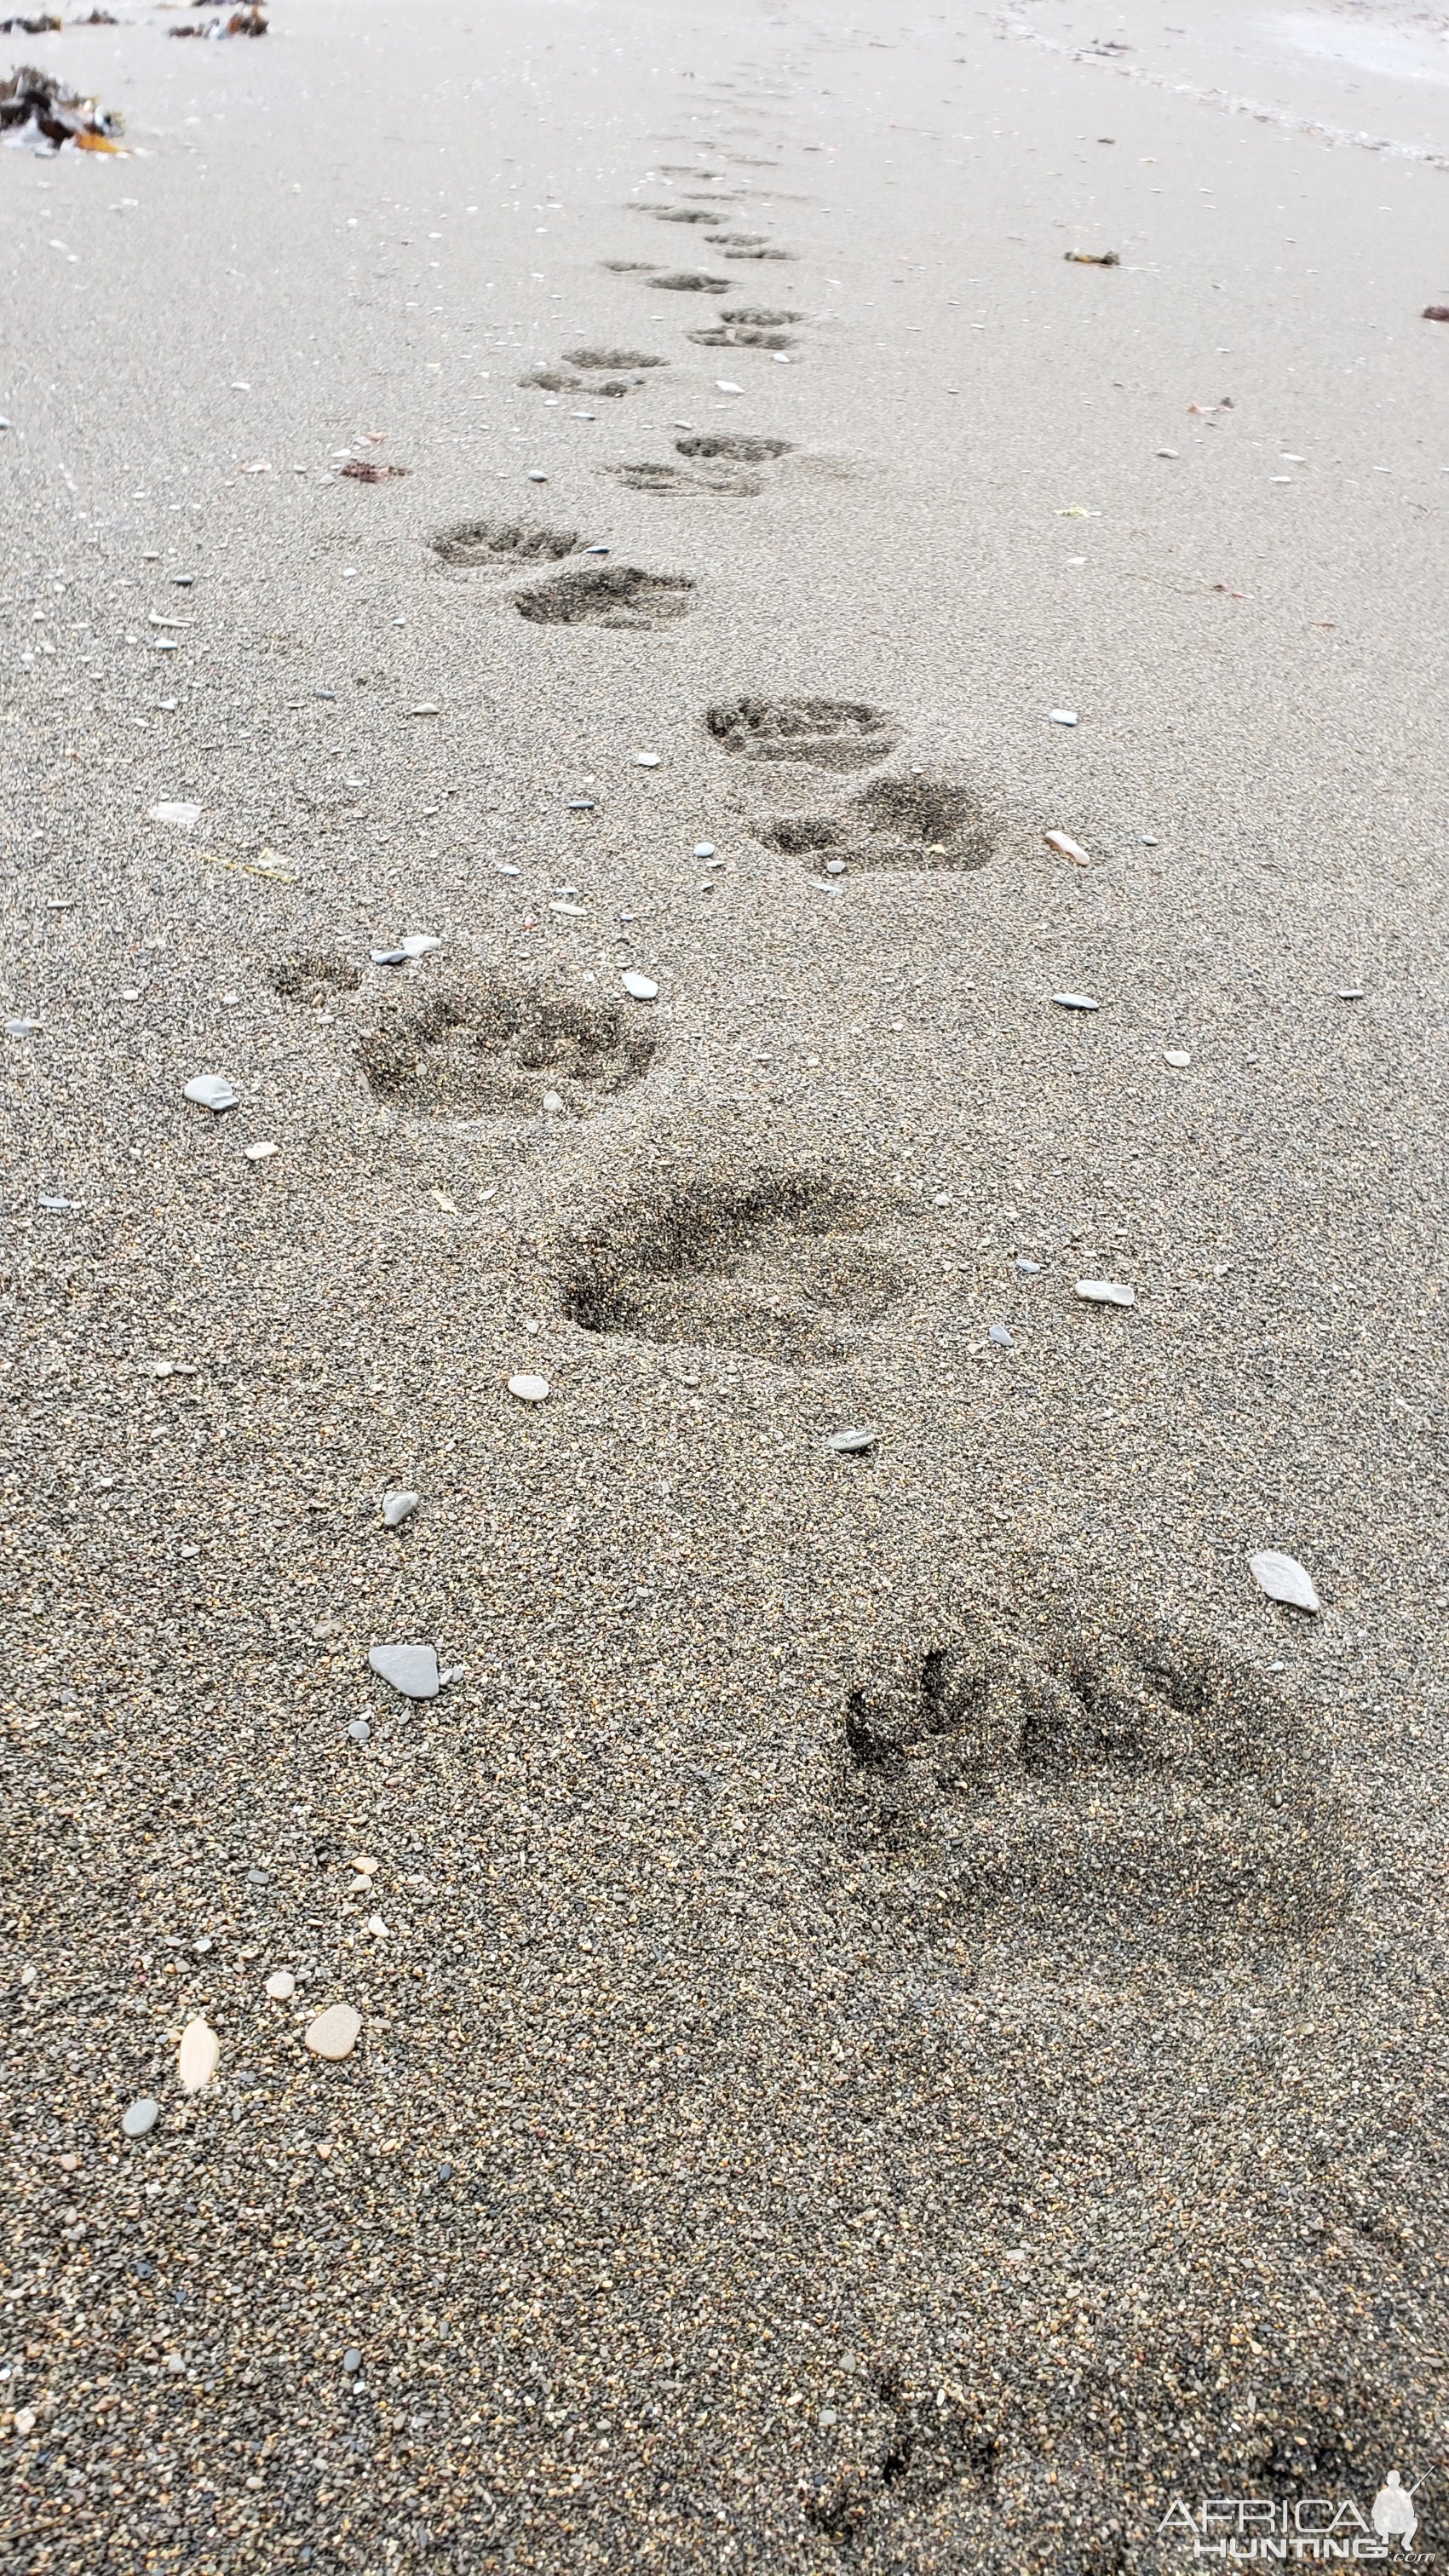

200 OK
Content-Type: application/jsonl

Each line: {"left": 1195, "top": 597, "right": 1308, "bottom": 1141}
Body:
{"left": 3, "top": 0, "right": 1448, "bottom": 2567}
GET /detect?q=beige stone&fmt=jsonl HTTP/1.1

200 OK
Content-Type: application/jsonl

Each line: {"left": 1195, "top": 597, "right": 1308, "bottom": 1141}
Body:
{"left": 177, "top": 2015, "right": 219, "bottom": 2093}
{"left": 305, "top": 2003, "right": 362, "bottom": 2062}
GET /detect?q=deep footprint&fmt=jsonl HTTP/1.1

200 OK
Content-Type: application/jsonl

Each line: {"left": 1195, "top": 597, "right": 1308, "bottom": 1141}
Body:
{"left": 514, "top": 565, "right": 696, "bottom": 629}
{"left": 357, "top": 979, "right": 657, "bottom": 1118}
{"left": 840, "top": 1617, "right": 1351, "bottom": 1952}
{"left": 561, "top": 1173, "right": 910, "bottom": 1362}
{"left": 651, "top": 270, "right": 733, "bottom": 292}
{"left": 561, "top": 346, "right": 666, "bottom": 370}
{"left": 432, "top": 518, "right": 583, "bottom": 567}
{"left": 688, "top": 325, "right": 795, "bottom": 350}
{"left": 705, "top": 695, "right": 899, "bottom": 769}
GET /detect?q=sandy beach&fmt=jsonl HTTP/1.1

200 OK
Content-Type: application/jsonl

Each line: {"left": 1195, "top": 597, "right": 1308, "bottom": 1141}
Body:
{"left": 2, "top": 0, "right": 1448, "bottom": 2567}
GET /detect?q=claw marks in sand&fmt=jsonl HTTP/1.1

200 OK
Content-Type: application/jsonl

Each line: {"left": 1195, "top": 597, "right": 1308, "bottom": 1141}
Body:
{"left": 561, "top": 1172, "right": 911, "bottom": 1362}
{"left": 705, "top": 695, "right": 899, "bottom": 770}
{"left": 357, "top": 979, "right": 656, "bottom": 1119}
{"left": 759, "top": 774, "right": 1003, "bottom": 871}
{"left": 839, "top": 1613, "right": 1351, "bottom": 1955}
{"left": 514, "top": 565, "right": 696, "bottom": 629}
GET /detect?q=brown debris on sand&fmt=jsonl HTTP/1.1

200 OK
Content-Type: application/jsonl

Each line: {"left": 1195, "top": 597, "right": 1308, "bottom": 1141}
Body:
{"left": 0, "top": 61, "right": 121, "bottom": 145}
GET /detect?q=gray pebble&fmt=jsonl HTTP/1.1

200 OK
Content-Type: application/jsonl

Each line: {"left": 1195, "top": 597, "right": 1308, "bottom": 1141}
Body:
{"left": 368, "top": 1642, "right": 440, "bottom": 1699}
{"left": 342, "top": 2349, "right": 363, "bottom": 2376}
{"left": 182, "top": 1074, "right": 239, "bottom": 1112}
{"left": 382, "top": 1490, "right": 420, "bottom": 1529}
{"left": 122, "top": 2097, "right": 159, "bottom": 2139}
{"left": 347, "top": 1717, "right": 372, "bottom": 1745}
{"left": 989, "top": 1323, "right": 1015, "bottom": 1348}
{"left": 1015, "top": 1257, "right": 1042, "bottom": 1274}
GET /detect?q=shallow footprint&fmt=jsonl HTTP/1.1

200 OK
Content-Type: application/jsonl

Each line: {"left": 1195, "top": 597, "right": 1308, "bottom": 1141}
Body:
{"left": 357, "top": 977, "right": 657, "bottom": 1118}
{"left": 705, "top": 694, "right": 899, "bottom": 769}
{"left": 432, "top": 517, "right": 583, "bottom": 567}
{"left": 676, "top": 434, "right": 792, "bottom": 464}
{"left": 762, "top": 773, "right": 1003, "bottom": 870}
{"left": 603, "top": 460, "right": 765, "bottom": 497}
{"left": 514, "top": 565, "right": 696, "bottom": 629}
{"left": 561, "top": 1170, "right": 910, "bottom": 1363}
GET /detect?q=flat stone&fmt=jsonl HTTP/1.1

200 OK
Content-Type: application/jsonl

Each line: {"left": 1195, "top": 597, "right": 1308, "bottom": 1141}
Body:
{"left": 381, "top": 1490, "right": 420, "bottom": 1528}
{"left": 1336, "top": 986, "right": 1366, "bottom": 1001}
{"left": 1015, "top": 1257, "right": 1042, "bottom": 1274}
{"left": 507, "top": 1372, "right": 550, "bottom": 1403}
{"left": 1043, "top": 830, "right": 1090, "bottom": 866}
{"left": 369, "top": 1642, "right": 440, "bottom": 1699}
{"left": 826, "top": 1426, "right": 877, "bottom": 1453}
{"left": 621, "top": 971, "right": 658, "bottom": 1001}
{"left": 371, "top": 947, "right": 409, "bottom": 966}
{"left": 347, "top": 1717, "right": 371, "bottom": 1744}
{"left": 305, "top": 2003, "right": 362, "bottom": 2062}
{"left": 177, "top": 2015, "right": 219, "bottom": 2094}
{"left": 1249, "top": 1550, "right": 1320, "bottom": 1613}
{"left": 1075, "top": 1279, "right": 1135, "bottom": 1306}
{"left": 1049, "top": 709, "right": 1078, "bottom": 726}
{"left": 398, "top": 934, "right": 440, "bottom": 957}
{"left": 988, "top": 1323, "right": 1015, "bottom": 1347}
{"left": 183, "top": 1074, "right": 239, "bottom": 1112}
{"left": 264, "top": 1969, "right": 296, "bottom": 2001}
{"left": 122, "top": 2096, "right": 159, "bottom": 2139}
{"left": 1052, "top": 993, "right": 1099, "bottom": 1012}
{"left": 244, "top": 1140, "right": 279, "bottom": 1160}
{"left": 1164, "top": 1050, "right": 1191, "bottom": 1067}
{"left": 149, "top": 800, "right": 201, "bottom": 830}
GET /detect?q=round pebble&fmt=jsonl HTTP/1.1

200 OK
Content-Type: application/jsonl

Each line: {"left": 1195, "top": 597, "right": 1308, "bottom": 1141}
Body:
{"left": 621, "top": 971, "right": 658, "bottom": 1001}
{"left": 305, "top": 2003, "right": 362, "bottom": 2062}
{"left": 265, "top": 1969, "right": 296, "bottom": 2001}
{"left": 508, "top": 1372, "right": 550, "bottom": 1403}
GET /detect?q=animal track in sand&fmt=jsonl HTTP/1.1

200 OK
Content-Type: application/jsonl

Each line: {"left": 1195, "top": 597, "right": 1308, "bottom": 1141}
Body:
{"left": 688, "top": 324, "right": 796, "bottom": 350}
{"left": 708, "top": 237, "right": 794, "bottom": 260}
{"left": 603, "top": 461, "right": 765, "bottom": 497}
{"left": 514, "top": 565, "right": 696, "bottom": 629}
{"left": 645, "top": 205, "right": 716, "bottom": 224}
{"left": 719, "top": 305, "right": 802, "bottom": 325}
{"left": 651, "top": 269, "right": 733, "bottom": 292}
{"left": 676, "top": 433, "right": 792, "bottom": 463}
{"left": 357, "top": 979, "right": 656, "bottom": 1118}
{"left": 840, "top": 1613, "right": 1350, "bottom": 1953}
{"left": 561, "top": 346, "right": 666, "bottom": 371}
{"left": 808, "top": 2372, "right": 999, "bottom": 2548}
{"left": 600, "top": 260, "right": 657, "bottom": 274}
{"left": 432, "top": 517, "right": 583, "bottom": 568}
{"left": 561, "top": 1172, "right": 910, "bottom": 1363}
{"left": 760, "top": 775, "right": 1001, "bottom": 868}
{"left": 269, "top": 950, "right": 362, "bottom": 1005}
{"left": 705, "top": 695, "right": 899, "bottom": 769}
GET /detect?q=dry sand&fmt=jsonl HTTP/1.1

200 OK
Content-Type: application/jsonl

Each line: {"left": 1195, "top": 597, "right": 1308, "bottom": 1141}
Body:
{"left": 2, "top": 0, "right": 1448, "bottom": 2567}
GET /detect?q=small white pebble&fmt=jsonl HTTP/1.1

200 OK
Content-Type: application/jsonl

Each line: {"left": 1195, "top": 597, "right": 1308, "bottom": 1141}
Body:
{"left": 1049, "top": 709, "right": 1078, "bottom": 727}
{"left": 1075, "top": 1279, "right": 1135, "bottom": 1307}
{"left": 244, "top": 1140, "right": 278, "bottom": 1162}
{"left": 265, "top": 1969, "right": 296, "bottom": 2001}
{"left": 1163, "top": 1049, "right": 1191, "bottom": 1067}
{"left": 508, "top": 1372, "right": 550, "bottom": 1403}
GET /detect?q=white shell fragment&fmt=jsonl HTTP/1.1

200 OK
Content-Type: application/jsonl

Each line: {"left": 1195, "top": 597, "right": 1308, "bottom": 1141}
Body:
{"left": 1043, "top": 831, "right": 1090, "bottom": 866}
{"left": 398, "top": 934, "right": 440, "bottom": 958}
{"left": 305, "top": 2003, "right": 362, "bottom": 2061}
{"left": 244, "top": 1140, "right": 278, "bottom": 1161}
{"left": 621, "top": 971, "right": 658, "bottom": 1001}
{"left": 368, "top": 1642, "right": 440, "bottom": 1699}
{"left": 149, "top": 801, "right": 202, "bottom": 831}
{"left": 382, "top": 1490, "right": 420, "bottom": 1528}
{"left": 1249, "top": 1550, "right": 1320, "bottom": 1613}
{"left": 507, "top": 1372, "right": 550, "bottom": 1404}
{"left": 183, "top": 1075, "right": 239, "bottom": 1112}
{"left": 1164, "top": 1050, "right": 1191, "bottom": 1068}
{"left": 1052, "top": 993, "right": 1099, "bottom": 1013}
{"left": 1049, "top": 709, "right": 1078, "bottom": 727}
{"left": 122, "top": 2097, "right": 159, "bottom": 2139}
{"left": 1075, "top": 1279, "right": 1135, "bottom": 1307}
{"left": 177, "top": 2015, "right": 220, "bottom": 2093}
{"left": 264, "top": 1969, "right": 296, "bottom": 2001}
{"left": 826, "top": 1426, "right": 877, "bottom": 1453}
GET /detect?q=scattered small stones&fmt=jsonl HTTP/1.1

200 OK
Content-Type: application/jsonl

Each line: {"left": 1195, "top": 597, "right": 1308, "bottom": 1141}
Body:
{"left": 1249, "top": 1549, "right": 1321, "bottom": 1613}
{"left": 621, "top": 971, "right": 658, "bottom": 1000}
{"left": 177, "top": 2015, "right": 220, "bottom": 2093}
{"left": 826, "top": 1426, "right": 877, "bottom": 1453}
{"left": 508, "top": 1371, "right": 550, "bottom": 1403}
{"left": 368, "top": 1642, "right": 440, "bottom": 1699}
{"left": 305, "top": 2003, "right": 362, "bottom": 2062}
{"left": 382, "top": 1490, "right": 420, "bottom": 1528}
{"left": 1044, "top": 830, "right": 1090, "bottom": 866}
{"left": 1052, "top": 993, "right": 1099, "bottom": 1013}
{"left": 1075, "top": 1279, "right": 1135, "bottom": 1307}
{"left": 264, "top": 1969, "right": 296, "bottom": 2001}
{"left": 121, "top": 2097, "right": 159, "bottom": 2139}
{"left": 183, "top": 1074, "right": 239, "bottom": 1112}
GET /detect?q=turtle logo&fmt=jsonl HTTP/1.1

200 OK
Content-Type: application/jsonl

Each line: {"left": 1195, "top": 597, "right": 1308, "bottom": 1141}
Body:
{"left": 1371, "top": 2475, "right": 1420, "bottom": 2556}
